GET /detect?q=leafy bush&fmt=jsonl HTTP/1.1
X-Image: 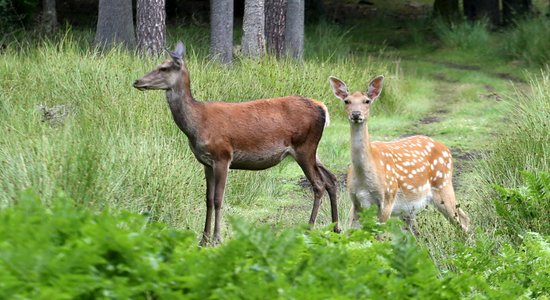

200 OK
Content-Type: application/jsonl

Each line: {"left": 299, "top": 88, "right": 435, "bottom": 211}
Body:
{"left": 493, "top": 171, "right": 550, "bottom": 242}
{"left": 2, "top": 189, "right": 550, "bottom": 299}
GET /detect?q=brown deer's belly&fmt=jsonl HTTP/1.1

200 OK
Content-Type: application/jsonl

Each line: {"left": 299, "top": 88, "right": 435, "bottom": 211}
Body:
{"left": 230, "top": 147, "right": 292, "bottom": 170}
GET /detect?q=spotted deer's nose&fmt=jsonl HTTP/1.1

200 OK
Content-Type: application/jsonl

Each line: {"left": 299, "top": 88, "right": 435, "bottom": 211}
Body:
{"left": 351, "top": 111, "right": 362, "bottom": 120}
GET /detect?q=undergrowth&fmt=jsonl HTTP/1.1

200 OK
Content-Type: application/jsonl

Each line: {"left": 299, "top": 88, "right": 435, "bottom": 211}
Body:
{"left": 1, "top": 189, "right": 549, "bottom": 299}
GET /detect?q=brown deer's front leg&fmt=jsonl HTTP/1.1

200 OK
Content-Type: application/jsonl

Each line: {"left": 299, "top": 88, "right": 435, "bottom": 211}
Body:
{"left": 212, "top": 160, "right": 230, "bottom": 245}
{"left": 201, "top": 165, "right": 215, "bottom": 246}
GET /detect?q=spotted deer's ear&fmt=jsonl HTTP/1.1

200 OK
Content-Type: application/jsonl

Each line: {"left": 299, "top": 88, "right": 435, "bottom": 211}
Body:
{"left": 328, "top": 76, "right": 349, "bottom": 102}
{"left": 367, "top": 75, "right": 384, "bottom": 101}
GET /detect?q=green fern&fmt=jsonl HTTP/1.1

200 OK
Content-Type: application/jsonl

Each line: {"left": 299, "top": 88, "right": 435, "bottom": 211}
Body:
{"left": 493, "top": 171, "right": 550, "bottom": 242}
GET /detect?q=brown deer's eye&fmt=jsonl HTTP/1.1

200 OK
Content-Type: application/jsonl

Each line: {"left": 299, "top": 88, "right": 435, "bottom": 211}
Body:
{"left": 364, "top": 99, "right": 371, "bottom": 104}
{"left": 159, "top": 67, "right": 168, "bottom": 72}
{"left": 344, "top": 100, "right": 351, "bottom": 105}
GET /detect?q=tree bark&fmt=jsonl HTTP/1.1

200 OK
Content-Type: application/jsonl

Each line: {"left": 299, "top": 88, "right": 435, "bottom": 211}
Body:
{"left": 137, "top": 0, "right": 166, "bottom": 56}
{"left": 284, "top": 0, "right": 304, "bottom": 60}
{"left": 94, "top": 0, "right": 136, "bottom": 50}
{"left": 41, "top": 0, "right": 57, "bottom": 34}
{"left": 503, "top": 0, "right": 532, "bottom": 25}
{"left": 265, "top": 0, "right": 287, "bottom": 58}
{"left": 433, "top": 0, "right": 460, "bottom": 22}
{"left": 463, "top": 0, "right": 500, "bottom": 26}
{"left": 241, "top": 0, "right": 265, "bottom": 58}
{"left": 210, "top": 0, "right": 234, "bottom": 64}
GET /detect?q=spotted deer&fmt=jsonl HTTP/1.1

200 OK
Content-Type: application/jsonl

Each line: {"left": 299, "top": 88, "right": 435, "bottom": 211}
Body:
{"left": 133, "top": 42, "right": 340, "bottom": 245}
{"left": 328, "top": 75, "right": 469, "bottom": 232}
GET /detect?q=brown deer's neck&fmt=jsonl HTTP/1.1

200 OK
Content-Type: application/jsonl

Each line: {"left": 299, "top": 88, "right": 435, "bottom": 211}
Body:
{"left": 350, "top": 123, "right": 377, "bottom": 182}
{"left": 165, "top": 69, "right": 201, "bottom": 141}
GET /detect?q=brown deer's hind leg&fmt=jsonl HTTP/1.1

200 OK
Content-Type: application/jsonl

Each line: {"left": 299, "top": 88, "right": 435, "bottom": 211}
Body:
{"left": 293, "top": 151, "right": 326, "bottom": 227}
{"left": 318, "top": 163, "right": 340, "bottom": 232}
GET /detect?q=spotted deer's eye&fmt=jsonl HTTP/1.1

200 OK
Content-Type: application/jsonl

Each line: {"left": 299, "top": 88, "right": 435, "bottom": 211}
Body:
{"left": 364, "top": 99, "right": 371, "bottom": 104}
{"left": 344, "top": 100, "right": 351, "bottom": 105}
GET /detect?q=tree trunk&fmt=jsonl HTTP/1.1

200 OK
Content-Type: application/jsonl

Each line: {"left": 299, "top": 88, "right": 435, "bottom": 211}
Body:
{"left": 265, "top": 0, "right": 287, "bottom": 58}
{"left": 94, "top": 0, "right": 136, "bottom": 50}
{"left": 433, "top": 0, "right": 460, "bottom": 22}
{"left": 241, "top": 0, "right": 265, "bottom": 58}
{"left": 463, "top": 0, "right": 500, "bottom": 26}
{"left": 284, "top": 0, "right": 304, "bottom": 60}
{"left": 210, "top": 0, "right": 234, "bottom": 64}
{"left": 503, "top": 0, "right": 532, "bottom": 25}
{"left": 41, "top": 0, "right": 57, "bottom": 34}
{"left": 137, "top": 0, "right": 166, "bottom": 56}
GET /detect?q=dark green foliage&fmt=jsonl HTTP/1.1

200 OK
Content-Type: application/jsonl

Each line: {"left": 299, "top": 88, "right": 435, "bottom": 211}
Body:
{"left": 494, "top": 171, "right": 550, "bottom": 241}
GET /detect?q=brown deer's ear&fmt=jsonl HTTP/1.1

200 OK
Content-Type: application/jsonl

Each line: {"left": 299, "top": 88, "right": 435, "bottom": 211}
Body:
{"left": 169, "top": 41, "right": 186, "bottom": 61}
{"left": 367, "top": 75, "right": 384, "bottom": 101}
{"left": 328, "top": 76, "right": 349, "bottom": 101}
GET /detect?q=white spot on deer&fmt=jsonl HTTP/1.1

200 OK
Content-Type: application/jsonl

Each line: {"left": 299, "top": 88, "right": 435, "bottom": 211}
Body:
{"left": 438, "top": 157, "right": 444, "bottom": 164}
{"left": 412, "top": 170, "right": 417, "bottom": 175}
{"left": 433, "top": 159, "right": 438, "bottom": 166}
{"left": 442, "top": 151, "right": 449, "bottom": 158}
{"left": 386, "top": 164, "right": 391, "bottom": 171}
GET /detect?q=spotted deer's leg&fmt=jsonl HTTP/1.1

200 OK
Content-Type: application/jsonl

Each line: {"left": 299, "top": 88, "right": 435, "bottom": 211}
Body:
{"left": 378, "top": 192, "right": 395, "bottom": 223}
{"left": 432, "top": 184, "right": 470, "bottom": 232}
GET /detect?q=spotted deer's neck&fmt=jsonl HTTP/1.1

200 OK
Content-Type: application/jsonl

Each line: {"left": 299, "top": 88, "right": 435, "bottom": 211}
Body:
{"left": 350, "top": 123, "right": 378, "bottom": 184}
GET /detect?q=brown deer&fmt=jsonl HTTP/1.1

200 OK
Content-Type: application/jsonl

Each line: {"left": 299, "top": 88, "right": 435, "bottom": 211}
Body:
{"left": 328, "top": 75, "right": 469, "bottom": 233}
{"left": 133, "top": 41, "right": 340, "bottom": 245}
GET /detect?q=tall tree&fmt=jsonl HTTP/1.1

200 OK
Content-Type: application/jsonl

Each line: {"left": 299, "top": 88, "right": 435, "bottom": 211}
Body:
{"left": 433, "top": 0, "right": 460, "bottom": 22}
{"left": 210, "top": 0, "right": 234, "bottom": 64}
{"left": 241, "top": 0, "right": 265, "bottom": 58}
{"left": 41, "top": 0, "right": 57, "bottom": 34}
{"left": 94, "top": 0, "right": 136, "bottom": 49}
{"left": 502, "top": 0, "right": 532, "bottom": 25}
{"left": 265, "top": 0, "right": 287, "bottom": 58}
{"left": 136, "top": 0, "right": 166, "bottom": 56}
{"left": 463, "top": 0, "right": 500, "bottom": 26}
{"left": 284, "top": 0, "right": 304, "bottom": 60}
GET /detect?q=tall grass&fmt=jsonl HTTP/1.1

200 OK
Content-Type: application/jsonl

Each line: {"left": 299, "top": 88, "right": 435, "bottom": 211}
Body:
{"left": 476, "top": 70, "right": 550, "bottom": 188}
{"left": 0, "top": 31, "right": 415, "bottom": 240}
{"left": 501, "top": 17, "right": 550, "bottom": 67}
{"left": 433, "top": 19, "right": 491, "bottom": 51}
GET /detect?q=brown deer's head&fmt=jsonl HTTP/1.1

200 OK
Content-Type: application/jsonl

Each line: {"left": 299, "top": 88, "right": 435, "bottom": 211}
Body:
{"left": 133, "top": 42, "right": 187, "bottom": 91}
